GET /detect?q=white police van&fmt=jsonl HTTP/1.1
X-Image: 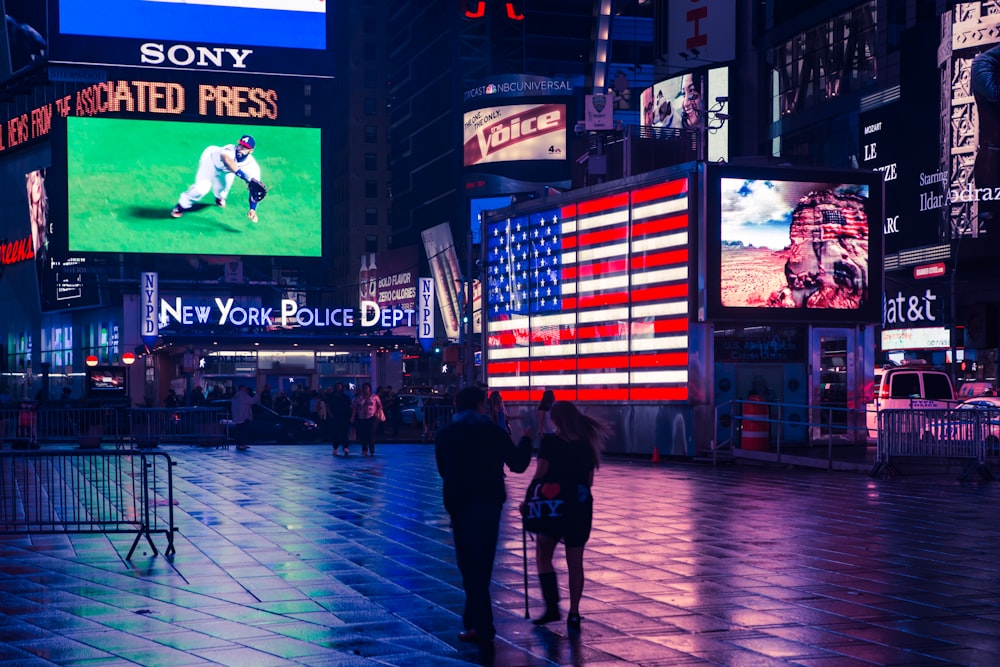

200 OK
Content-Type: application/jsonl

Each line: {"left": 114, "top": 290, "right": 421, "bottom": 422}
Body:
{"left": 866, "top": 361, "right": 956, "bottom": 438}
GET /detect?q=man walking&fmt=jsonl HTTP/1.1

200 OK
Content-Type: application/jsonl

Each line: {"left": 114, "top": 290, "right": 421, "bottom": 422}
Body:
{"left": 434, "top": 386, "right": 532, "bottom": 644}
{"left": 328, "top": 382, "right": 352, "bottom": 455}
{"left": 231, "top": 384, "right": 258, "bottom": 451}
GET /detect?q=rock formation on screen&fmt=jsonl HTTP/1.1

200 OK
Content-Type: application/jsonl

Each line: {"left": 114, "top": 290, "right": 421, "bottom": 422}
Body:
{"left": 766, "top": 190, "right": 869, "bottom": 309}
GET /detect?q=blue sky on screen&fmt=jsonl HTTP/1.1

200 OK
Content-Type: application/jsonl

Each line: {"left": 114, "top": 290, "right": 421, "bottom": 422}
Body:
{"left": 59, "top": 0, "right": 325, "bottom": 50}
{"left": 720, "top": 178, "right": 869, "bottom": 251}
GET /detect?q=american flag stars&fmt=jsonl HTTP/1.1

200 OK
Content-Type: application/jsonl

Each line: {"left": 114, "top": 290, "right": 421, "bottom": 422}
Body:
{"left": 487, "top": 209, "right": 564, "bottom": 316}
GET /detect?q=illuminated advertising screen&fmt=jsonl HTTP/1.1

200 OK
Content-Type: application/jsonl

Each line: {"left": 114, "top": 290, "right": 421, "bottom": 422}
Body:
{"left": 934, "top": 10, "right": 1000, "bottom": 261}
{"left": 639, "top": 65, "right": 729, "bottom": 163}
{"left": 857, "top": 23, "right": 942, "bottom": 259}
{"left": 704, "top": 164, "right": 883, "bottom": 323}
{"left": 86, "top": 365, "right": 127, "bottom": 396}
{"left": 58, "top": 115, "right": 321, "bottom": 257}
{"left": 1, "top": 70, "right": 322, "bottom": 164}
{"left": 641, "top": 73, "right": 703, "bottom": 130}
{"left": 421, "top": 222, "right": 463, "bottom": 342}
{"left": 369, "top": 246, "right": 419, "bottom": 337}
{"left": 25, "top": 167, "right": 102, "bottom": 311}
{"left": 485, "top": 178, "right": 692, "bottom": 403}
{"left": 462, "top": 74, "right": 574, "bottom": 195}
{"left": 51, "top": 0, "right": 329, "bottom": 77}
{"left": 463, "top": 103, "right": 567, "bottom": 167}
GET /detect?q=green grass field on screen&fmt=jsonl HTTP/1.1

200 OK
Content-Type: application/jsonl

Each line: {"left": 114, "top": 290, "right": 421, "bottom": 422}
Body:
{"left": 67, "top": 116, "right": 322, "bottom": 257}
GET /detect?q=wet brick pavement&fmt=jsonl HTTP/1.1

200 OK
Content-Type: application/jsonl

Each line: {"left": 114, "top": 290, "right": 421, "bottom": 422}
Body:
{"left": 1, "top": 443, "right": 999, "bottom": 666}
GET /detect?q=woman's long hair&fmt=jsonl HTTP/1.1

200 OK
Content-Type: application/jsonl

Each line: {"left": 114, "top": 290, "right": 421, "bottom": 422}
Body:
{"left": 538, "top": 389, "right": 556, "bottom": 411}
{"left": 548, "top": 401, "right": 610, "bottom": 469}
{"left": 488, "top": 390, "right": 505, "bottom": 420}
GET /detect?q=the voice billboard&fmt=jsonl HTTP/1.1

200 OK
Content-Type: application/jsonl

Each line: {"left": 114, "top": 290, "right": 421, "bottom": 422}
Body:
{"left": 463, "top": 103, "right": 567, "bottom": 167}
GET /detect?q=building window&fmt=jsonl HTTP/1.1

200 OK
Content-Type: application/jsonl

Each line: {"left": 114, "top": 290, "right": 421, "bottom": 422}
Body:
{"left": 365, "top": 180, "right": 378, "bottom": 198}
{"left": 363, "top": 97, "right": 377, "bottom": 116}
{"left": 365, "top": 208, "right": 378, "bottom": 226}
{"left": 365, "top": 235, "right": 378, "bottom": 253}
{"left": 364, "top": 126, "right": 377, "bottom": 143}
{"left": 364, "top": 70, "right": 377, "bottom": 88}
{"left": 363, "top": 42, "right": 376, "bottom": 60}
{"left": 363, "top": 15, "right": 376, "bottom": 34}
{"left": 364, "top": 152, "right": 377, "bottom": 170}
{"left": 771, "top": 1, "right": 878, "bottom": 117}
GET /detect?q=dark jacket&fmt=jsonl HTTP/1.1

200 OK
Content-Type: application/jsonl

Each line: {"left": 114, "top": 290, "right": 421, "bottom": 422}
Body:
{"left": 435, "top": 410, "right": 532, "bottom": 515}
{"left": 328, "top": 392, "right": 352, "bottom": 423}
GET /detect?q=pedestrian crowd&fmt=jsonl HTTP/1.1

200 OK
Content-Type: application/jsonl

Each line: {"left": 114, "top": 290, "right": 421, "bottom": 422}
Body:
{"left": 180, "top": 382, "right": 406, "bottom": 456}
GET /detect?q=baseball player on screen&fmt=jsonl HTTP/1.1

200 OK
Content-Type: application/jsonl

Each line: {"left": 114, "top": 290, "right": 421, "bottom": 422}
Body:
{"left": 171, "top": 134, "right": 268, "bottom": 223}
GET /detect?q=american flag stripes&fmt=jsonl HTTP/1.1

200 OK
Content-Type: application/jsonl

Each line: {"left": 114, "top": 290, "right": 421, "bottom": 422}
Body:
{"left": 486, "top": 178, "right": 691, "bottom": 402}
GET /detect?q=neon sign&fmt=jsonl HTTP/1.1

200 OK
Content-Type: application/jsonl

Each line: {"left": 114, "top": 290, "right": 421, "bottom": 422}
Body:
{"left": 158, "top": 297, "right": 415, "bottom": 330}
{"left": 0, "top": 237, "right": 34, "bottom": 265}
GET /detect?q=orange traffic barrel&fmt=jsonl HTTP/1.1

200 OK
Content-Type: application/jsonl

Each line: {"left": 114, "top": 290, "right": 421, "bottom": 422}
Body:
{"left": 741, "top": 395, "right": 769, "bottom": 451}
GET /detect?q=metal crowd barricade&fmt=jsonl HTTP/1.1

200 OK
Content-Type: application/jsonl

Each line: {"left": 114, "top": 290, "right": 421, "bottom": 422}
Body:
{"left": 0, "top": 450, "right": 176, "bottom": 559}
{"left": 2, "top": 405, "right": 127, "bottom": 449}
{"left": 711, "top": 398, "right": 869, "bottom": 469}
{"left": 871, "top": 408, "right": 994, "bottom": 481}
{"left": 422, "top": 403, "right": 456, "bottom": 442}
{"left": 127, "top": 407, "right": 230, "bottom": 449}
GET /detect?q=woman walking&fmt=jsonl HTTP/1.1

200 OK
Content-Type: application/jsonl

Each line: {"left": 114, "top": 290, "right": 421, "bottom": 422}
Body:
{"left": 523, "top": 400, "right": 609, "bottom": 632}
{"left": 488, "top": 390, "right": 511, "bottom": 434}
{"left": 350, "top": 382, "right": 383, "bottom": 456}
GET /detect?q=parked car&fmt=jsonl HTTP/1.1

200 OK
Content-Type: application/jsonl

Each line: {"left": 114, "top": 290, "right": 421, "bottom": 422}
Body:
{"left": 958, "top": 381, "right": 996, "bottom": 398}
{"left": 867, "top": 362, "right": 956, "bottom": 438}
{"left": 208, "top": 400, "right": 319, "bottom": 443}
{"left": 922, "top": 396, "right": 1000, "bottom": 449}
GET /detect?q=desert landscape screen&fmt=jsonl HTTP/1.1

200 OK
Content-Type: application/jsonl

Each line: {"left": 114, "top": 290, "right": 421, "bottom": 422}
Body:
{"left": 719, "top": 178, "right": 871, "bottom": 310}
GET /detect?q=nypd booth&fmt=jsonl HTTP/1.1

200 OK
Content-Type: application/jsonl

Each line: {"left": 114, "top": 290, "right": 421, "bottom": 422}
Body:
{"left": 125, "top": 272, "right": 415, "bottom": 406}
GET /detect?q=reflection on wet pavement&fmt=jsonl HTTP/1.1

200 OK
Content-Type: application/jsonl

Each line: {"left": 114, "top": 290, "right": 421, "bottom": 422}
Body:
{"left": 0, "top": 444, "right": 998, "bottom": 665}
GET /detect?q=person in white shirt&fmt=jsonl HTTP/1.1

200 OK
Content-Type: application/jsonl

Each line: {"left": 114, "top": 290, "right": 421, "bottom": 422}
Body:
{"left": 231, "top": 384, "right": 259, "bottom": 451}
{"left": 350, "top": 382, "right": 383, "bottom": 456}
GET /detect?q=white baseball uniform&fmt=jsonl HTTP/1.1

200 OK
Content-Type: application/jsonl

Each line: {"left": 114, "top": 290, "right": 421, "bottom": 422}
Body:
{"left": 176, "top": 144, "right": 260, "bottom": 210}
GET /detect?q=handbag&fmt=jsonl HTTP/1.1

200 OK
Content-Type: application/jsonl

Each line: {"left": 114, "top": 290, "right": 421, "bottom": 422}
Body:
{"left": 519, "top": 478, "right": 567, "bottom": 534}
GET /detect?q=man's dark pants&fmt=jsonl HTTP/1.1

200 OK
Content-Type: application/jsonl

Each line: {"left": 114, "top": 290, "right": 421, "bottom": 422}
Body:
{"left": 450, "top": 502, "right": 502, "bottom": 637}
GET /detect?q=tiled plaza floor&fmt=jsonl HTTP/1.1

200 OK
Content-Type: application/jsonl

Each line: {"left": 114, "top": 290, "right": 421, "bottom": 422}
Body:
{"left": 1, "top": 443, "right": 999, "bottom": 666}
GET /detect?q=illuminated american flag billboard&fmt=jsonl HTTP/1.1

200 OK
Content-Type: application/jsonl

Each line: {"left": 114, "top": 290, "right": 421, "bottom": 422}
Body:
{"left": 486, "top": 178, "right": 691, "bottom": 402}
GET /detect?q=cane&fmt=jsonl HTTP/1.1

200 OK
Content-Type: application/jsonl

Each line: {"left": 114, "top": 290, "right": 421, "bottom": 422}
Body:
{"left": 522, "top": 519, "right": 530, "bottom": 619}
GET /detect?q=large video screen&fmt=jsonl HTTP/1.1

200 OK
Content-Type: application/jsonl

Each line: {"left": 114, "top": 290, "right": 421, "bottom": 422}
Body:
{"left": 64, "top": 116, "right": 322, "bottom": 257}
{"left": 51, "top": 0, "right": 329, "bottom": 76}
{"left": 705, "top": 164, "right": 883, "bottom": 323}
{"left": 639, "top": 65, "right": 729, "bottom": 163}
{"left": 485, "top": 177, "right": 692, "bottom": 403}
{"left": 463, "top": 103, "right": 567, "bottom": 167}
